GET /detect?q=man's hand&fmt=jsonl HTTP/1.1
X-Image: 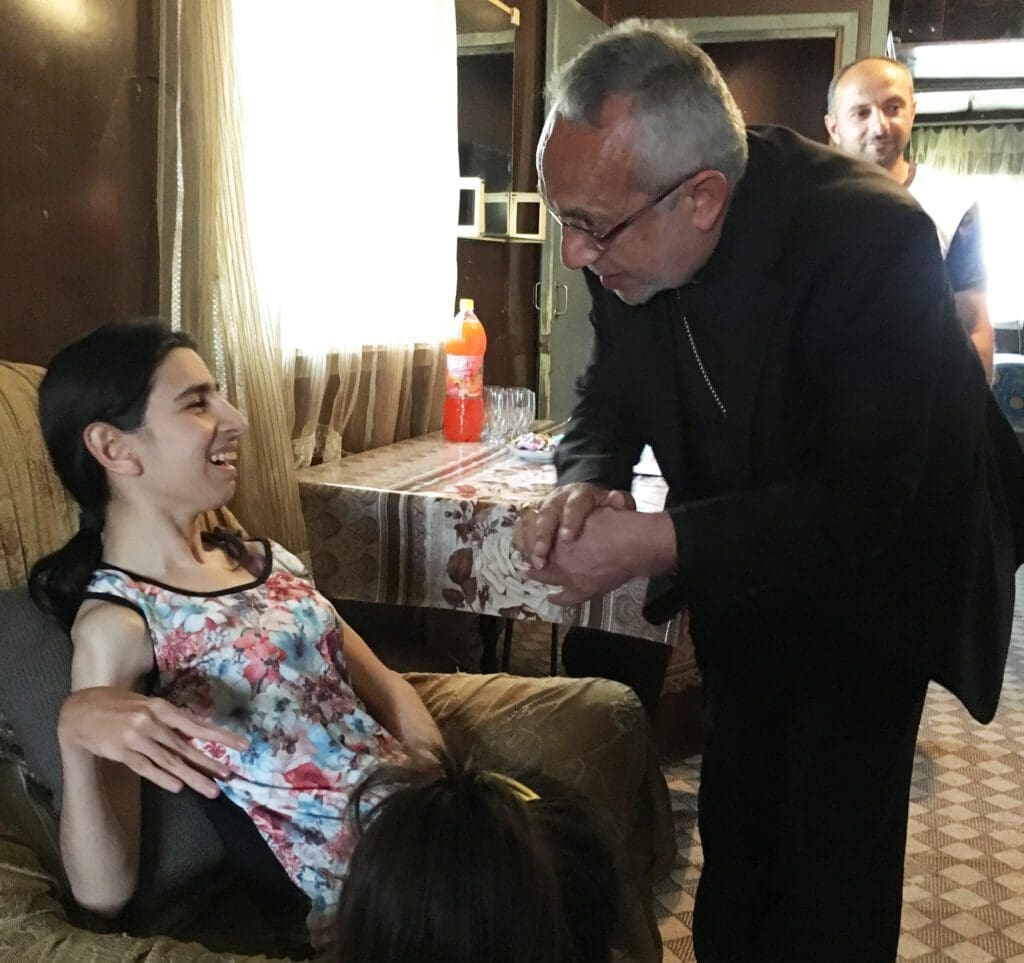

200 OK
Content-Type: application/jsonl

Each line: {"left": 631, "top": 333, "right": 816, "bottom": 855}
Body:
{"left": 58, "top": 687, "right": 249, "bottom": 799}
{"left": 512, "top": 482, "right": 635, "bottom": 571}
{"left": 527, "top": 507, "right": 678, "bottom": 605}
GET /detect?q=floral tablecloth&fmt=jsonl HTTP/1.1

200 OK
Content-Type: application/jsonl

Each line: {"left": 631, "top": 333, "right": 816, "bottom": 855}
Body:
{"left": 296, "top": 430, "right": 678, "bottom": 645}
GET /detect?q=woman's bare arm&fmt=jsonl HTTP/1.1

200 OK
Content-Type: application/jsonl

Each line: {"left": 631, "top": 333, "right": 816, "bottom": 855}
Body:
{"left": 59, "top": 602, "right": 246, "bottom": 916}
{"left": 60, "top": 604, "right": 151, "bottom": 915}
{"left": 342, "top": 621, "right": 444, "bottom": 761}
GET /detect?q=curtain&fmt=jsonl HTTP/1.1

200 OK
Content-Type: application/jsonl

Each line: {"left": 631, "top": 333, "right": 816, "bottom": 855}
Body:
{"left": 912, "top": 125, "right": 1024, "bottom": 177}
{"left": 157, "top": 1, "right": 458, "bottom": 553}
{"left": 232, "top": 1, "right": 457, "bottom": 464}
{"left": 157, "top": 0, "right": 308, "bottom": 553}
{"left": 911, "top": 125, "right": 1024, "bottom": 328}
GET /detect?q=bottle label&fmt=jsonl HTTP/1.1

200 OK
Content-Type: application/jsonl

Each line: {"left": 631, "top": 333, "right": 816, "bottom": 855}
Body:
{"left": 446, "top": 355, "right": 483, "bottom": 399}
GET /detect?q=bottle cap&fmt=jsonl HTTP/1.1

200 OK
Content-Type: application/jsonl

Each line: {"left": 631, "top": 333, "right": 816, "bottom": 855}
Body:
{"left": 459, "top": 298, "right": 474, "bottom": 312}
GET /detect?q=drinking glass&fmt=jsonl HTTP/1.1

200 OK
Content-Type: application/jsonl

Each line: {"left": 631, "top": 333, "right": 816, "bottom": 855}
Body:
{"left": 509, "top": 387, "right": 536, "bottom": 437}
{"left": 482, "top": 386, "right": 512, "bottom": 443}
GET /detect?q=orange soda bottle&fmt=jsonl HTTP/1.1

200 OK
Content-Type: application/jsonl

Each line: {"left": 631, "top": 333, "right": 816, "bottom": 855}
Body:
{"left": 443, "top": 298, "right": 487, "bottom": 442}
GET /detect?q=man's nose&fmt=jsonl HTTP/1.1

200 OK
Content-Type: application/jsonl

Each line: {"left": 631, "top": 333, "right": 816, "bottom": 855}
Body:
{"left": 868, "top": 107, "right": 889, "bottom": 135}
{"left": 560, "top": 230, "right": 601, "bottom": 271}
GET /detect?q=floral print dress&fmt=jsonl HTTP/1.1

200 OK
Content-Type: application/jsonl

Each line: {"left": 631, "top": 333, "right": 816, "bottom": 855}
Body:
{"left": 84, "top": 540, "right": 403, "bottom": 947}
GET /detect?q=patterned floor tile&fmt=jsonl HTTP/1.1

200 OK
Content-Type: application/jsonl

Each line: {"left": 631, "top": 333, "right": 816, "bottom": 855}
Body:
{"left": 941, "top": 942, "right": 996, "bottom": 962}
{"left": 657, "top": 570, "right": 1024, "bottom": 961}
{"left": 897, "top": 933, "right": 933, "bottom": 959}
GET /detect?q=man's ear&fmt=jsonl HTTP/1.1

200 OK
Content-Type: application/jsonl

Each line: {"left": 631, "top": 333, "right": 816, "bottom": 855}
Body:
{"left": 82, "top": 422, "right": 142, "bottom": 477}
{"left": 689, "top": 170, "right": 731, "bottom": 233}
{"left": 824, "top": 114, "right": 840, "bottom": 145}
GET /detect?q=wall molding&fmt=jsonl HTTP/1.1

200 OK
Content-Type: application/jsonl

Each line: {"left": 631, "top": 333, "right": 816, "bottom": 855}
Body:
{"left": 671, "top": 13, "right": 860, "bottom": 71}
{"left": 871, "top": 0, "right": 890, "bottom": 56}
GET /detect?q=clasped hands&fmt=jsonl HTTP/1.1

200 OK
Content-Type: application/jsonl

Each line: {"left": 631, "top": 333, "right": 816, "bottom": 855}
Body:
{"left": 511, "top": 482, "right": 674, "bottom": 605}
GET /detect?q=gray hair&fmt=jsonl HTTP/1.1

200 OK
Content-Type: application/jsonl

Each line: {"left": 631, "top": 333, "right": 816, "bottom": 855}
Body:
{"left": 543, "top": 18, "right": 748, "bottom": 191}
{"left": 827, "top": 57, "right": 914, "bottom": 116}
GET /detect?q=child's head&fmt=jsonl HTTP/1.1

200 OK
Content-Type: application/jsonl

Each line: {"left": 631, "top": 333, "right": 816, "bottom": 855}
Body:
{"left": 335, "top": 752, "right": 619, "bottom": 963}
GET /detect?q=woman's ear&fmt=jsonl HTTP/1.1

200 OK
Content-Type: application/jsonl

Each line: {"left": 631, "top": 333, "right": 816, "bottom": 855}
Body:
{"left": 689, "top": 170, "right": 730, "bottom": 234}
{"left": 82, "top": 422, "right": 142, "bottom": 477}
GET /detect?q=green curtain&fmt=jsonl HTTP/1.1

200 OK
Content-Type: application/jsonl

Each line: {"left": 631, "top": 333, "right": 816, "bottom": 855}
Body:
{"left": 912, "top": 124, "right": 1024, "bottom": 176}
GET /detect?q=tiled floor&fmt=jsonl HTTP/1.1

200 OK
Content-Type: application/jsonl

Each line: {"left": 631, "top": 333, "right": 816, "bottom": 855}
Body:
{"left": 656, "top": 568, "right": 1024, "bottom": 963}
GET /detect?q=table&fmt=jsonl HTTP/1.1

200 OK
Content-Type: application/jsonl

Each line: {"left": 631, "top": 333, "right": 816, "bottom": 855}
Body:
{"left": 296, "top": 430, "right": 678, "bottom": 671}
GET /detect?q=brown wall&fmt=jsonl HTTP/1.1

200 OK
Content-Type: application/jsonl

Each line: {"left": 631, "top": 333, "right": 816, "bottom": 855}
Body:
{"left": 0, "top": 0, "right": 159, "bottom": 366}
{"left": 607, "top": 0, "right": 880, "bottom": 57}
{"left": 706, "top": 38, "right": 836, "bottom": 141}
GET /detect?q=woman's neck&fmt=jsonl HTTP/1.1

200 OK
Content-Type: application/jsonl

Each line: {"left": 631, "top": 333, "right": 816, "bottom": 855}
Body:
{"left": 100, "top": 503, "right": 213, "bottom": 581}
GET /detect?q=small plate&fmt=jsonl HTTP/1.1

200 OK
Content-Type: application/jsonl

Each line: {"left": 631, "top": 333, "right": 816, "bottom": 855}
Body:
{"left": 511, "top": 446, "right": 555, "bottom": 464}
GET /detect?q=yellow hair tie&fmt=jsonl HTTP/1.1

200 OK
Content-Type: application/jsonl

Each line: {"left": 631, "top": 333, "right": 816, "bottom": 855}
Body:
{"left": 485, "top": 771, "right": 540, "bottom": 802}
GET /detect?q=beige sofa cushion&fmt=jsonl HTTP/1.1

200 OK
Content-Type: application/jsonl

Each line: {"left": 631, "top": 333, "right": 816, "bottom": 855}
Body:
{"left": 0, "top": 363, "right": 78, "bottom": 591}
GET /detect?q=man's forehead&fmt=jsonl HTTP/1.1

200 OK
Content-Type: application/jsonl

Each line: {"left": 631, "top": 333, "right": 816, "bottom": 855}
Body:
{"left": 838, "top": 63, "right": 913, "bottom": 102}
{"left": 542, "top": 111, "right": 645, "bottom": 212}
{"left": 546, "top": 109, "right": 634, "bottom": 162}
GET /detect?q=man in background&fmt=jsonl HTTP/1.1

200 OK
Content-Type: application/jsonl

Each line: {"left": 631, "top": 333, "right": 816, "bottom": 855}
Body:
{"left": 825, "top": 56, "right": 994, "bottom": 381}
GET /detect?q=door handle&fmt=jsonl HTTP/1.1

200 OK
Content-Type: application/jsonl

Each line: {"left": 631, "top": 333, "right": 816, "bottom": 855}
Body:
{"left": 533, "top": 281, "right": 542, "bottom": 312}
{"left": 553, "top": 282, "right": 568, "bottom": 317}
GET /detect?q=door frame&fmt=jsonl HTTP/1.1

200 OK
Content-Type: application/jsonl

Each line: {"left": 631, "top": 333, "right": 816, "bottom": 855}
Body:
{"left": 671, "top": 13, "right": 861, "bottom": 72}
{"left": 537, "top": 0, "right": 608, "bottom": 421}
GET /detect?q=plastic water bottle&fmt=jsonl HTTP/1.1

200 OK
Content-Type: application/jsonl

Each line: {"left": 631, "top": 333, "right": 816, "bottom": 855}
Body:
{"left": 443, "top": 298, "right": 487, "bottom": 442}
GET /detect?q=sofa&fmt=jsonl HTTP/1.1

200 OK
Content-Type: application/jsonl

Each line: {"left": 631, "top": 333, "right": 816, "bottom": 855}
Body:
{"left": 0, "top": 360, "right": 675, "bottom": 961}
{"left": 993, "top": 353, "right": 1024, "bottom": 447}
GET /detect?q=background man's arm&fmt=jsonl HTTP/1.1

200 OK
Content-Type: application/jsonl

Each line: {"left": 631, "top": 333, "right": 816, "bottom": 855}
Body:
{"left": 954, "top": 288, "right": 994, "bottom": 382}
{"left": 947, "top": 202, "right": 993, "bottom": 382}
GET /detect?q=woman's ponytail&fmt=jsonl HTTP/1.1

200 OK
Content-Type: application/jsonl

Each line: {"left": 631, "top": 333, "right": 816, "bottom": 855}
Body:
{"left": 29, "top": 512, "right": 105, "bottom": 631}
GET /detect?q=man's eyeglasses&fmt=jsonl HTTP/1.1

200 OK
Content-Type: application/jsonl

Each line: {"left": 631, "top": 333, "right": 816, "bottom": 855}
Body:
{"left": 548, "top": 168, "right": 702, "bottom": 252}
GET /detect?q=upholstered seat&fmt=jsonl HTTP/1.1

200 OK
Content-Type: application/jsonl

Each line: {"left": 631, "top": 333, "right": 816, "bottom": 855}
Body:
{"left": 0, "top": 362, "right": 77, "bottom": 588}
{"left": 994, "top": 353, "right": 1024, "bottom": 448}
{"left": 0, "top": 361, "right": 674, "bottom": 961}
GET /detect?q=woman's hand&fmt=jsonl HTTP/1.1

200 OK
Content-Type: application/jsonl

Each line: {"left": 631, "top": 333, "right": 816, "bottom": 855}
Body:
{"left": 58, "top": 687, "right": 249, "bottom": 799}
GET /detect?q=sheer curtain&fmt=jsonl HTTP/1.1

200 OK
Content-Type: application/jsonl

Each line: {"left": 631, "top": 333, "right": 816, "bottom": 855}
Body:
{"left": 157, "top": 0, "right": 307, "bottom": 551}
{"left": 911, "top": 125, "right": 1024, "bottom": 327}
{"left": 157, "top": 1, "right": 458, "bottom": 550}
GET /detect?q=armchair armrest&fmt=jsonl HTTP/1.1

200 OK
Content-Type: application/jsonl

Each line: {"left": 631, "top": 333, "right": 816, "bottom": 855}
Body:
{"left": 0, "top": 815, "right": 285, "bottom": 962}
{"left": 406, "top": 671, "right": 674, "bottom": 963}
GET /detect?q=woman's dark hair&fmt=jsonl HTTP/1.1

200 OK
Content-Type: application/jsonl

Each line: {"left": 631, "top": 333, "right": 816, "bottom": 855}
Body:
{"left": 29, "top": 319, "right": 196, "bottom": 628}
{"left": 335, "top": 751, "right": 619, "bottom": 963}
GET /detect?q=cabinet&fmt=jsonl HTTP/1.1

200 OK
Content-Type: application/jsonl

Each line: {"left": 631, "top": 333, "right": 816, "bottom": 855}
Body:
{"left": 892, "top": 0, "right": 1024, "bottom": 43}
{"left": 455, "top": 0, "right": 546, "bottom": 391}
